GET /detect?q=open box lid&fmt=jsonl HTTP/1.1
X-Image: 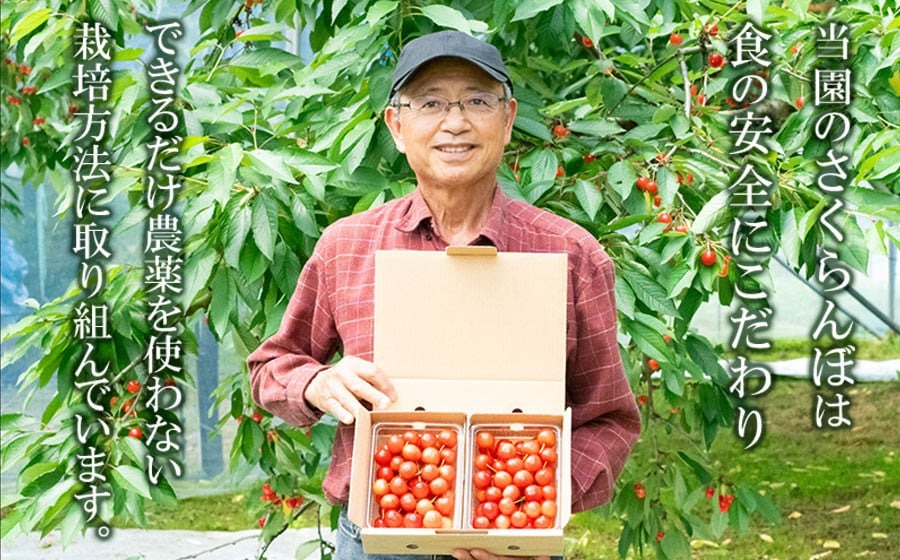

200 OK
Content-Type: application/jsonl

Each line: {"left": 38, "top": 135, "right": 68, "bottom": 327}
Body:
{"left": 374, "top": 247, "right": 567, "bottom": 414}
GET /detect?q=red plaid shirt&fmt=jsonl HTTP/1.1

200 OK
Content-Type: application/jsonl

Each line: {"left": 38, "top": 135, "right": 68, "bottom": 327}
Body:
{"left": 247, "top": 186, "right": 640, "bottom": 512}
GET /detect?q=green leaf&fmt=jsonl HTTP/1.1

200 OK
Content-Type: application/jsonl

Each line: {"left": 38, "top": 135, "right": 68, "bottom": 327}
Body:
{"left": 230, "top": 48, "right": 302, "bottom": 76}
{"left": 181, "top": 247, "right": 216, "bottom": 309}
{"left": 692, "top": 190, "right": 729, "bottom": 233}
{"left": 224, "top": 205, "right": 251, "bottom": 268}
{"left": 574, "top": 180, "right": 602, "bottom": 220}
{"left": 531, "top": 150, "right": 558, "bottom": 183}
{"left": 661, "top": 530, "right": 691, "bottom": 558}
{"left": 10, "top": 9, "right": 52, "bottom": 45}
{"left": 621, "top": 269, "right": 680, "bottom": 317}
{"left": 235, "top": 23, "right": 286, "bottom": 42}
{"left": 251, "top": 194, "right": 279, "bottom": 261}
{"left": 247, "top": 150, "right": 297, "bottom": 184}
{"left": 607, "top": 160, "right": 636, "bottom": 199}
{"left": 514, "top": 116, "right": 553, "bottom": 141}
{"left": 295, "top": 539, "right": 320, "bottom": 560}
{"left": 420, "top": 5, "right": 488, "bottom": 34}
{"left": 567, "top": 119, "right": 624, "bottom": 138}
{"left": 89, "top": 0, "right": 118, "bottom": 30}
{"left": 111, "top": 465, "right": 152, "bottom": 499}
{"left": 366, "top": 1, "right": 398, "bottom": 25}
{"left": 511, "top": 0, "right": 565, "bottom": 22}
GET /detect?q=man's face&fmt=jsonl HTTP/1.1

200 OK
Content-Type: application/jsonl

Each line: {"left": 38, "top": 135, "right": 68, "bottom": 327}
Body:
{"left": 385, "top": 57, "right": 517, "bottom": 191}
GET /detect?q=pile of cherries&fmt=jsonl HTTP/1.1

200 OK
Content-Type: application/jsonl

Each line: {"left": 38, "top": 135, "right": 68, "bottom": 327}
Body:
{"left": 370, "top": 428, "right": 459, "bottom": 529}
{"left": 470, "top": 427, "right": 558, "bottom": 529}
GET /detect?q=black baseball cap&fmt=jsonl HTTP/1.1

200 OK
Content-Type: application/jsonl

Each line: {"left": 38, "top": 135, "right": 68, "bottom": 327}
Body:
{"left": 390, "top": 30, "right": 512, "bottom": 97}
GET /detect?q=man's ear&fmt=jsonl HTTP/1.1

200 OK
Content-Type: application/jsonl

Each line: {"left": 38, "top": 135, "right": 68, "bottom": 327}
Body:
{"left": 502, "top": 98, "right": 518, "bottom": 145}
{"left": 384, "top": 105, "right": 407, "bottom": 154}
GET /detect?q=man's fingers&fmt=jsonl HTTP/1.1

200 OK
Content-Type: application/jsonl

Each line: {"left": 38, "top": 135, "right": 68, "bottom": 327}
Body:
{"left": 324, "top": 395, "right": 355, "bottom": 424}
{"left": 346, "top": 357, "right": 398, "bottom": 404}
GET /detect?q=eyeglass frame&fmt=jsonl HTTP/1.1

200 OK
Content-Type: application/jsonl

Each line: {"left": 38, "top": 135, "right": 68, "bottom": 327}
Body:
{"left": 391, "top": 92, "right": 510, "bottom": 118}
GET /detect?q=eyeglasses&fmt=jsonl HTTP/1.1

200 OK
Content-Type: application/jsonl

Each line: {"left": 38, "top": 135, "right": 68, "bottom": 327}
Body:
{"left": 395, "top": 92, "right": 507, "bottom": 118}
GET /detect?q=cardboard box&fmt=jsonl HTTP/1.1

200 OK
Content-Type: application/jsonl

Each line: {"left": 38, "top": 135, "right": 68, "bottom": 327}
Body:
{"left": 349, "top": 246, "right": 571, "bottom": 556}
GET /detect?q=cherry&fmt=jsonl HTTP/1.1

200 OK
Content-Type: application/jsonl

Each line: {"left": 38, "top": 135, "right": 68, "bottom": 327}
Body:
{"left": 669, "top": 33, "right": 683, "bottom": 46}
{"left": 552, "top": 124, "right": 570, "bottom": 137}
{"left": 705, "top": 487, "right": 716, "bottom": 499}
{"left": 634, "top": 483, "right": 646, "bottom": 499}
{"left": 258, "top": 517, "right": 266, "bottom": 528}
{"left": 555, "top": 166, "right": 565, "bottom": 178}
{"left": 695, "top": 94, "right": 707, "bottom": 106}
{"left": 128, "top": 427, "right": 143, "bottom": 439}
{"left": 706, "top": 24, "right": 719, "bottom": 37}
{"left": 657, "top": 531, "right": 665, "bottom": 542}
{"left": 653, "top": 195, "right": 662, "bottom": 207}
{"left": 581, "top": 36, "right": 594, "bottom": 48}
{"left": 637, "top": 395, "right": 648, "bottom": 406}
{"left": 636, "top": 176, "right": 650, "bottom": 191}
{"left": 795, "top": 97, "right": 804, "bottom": 109}
{"left": 126, "top": 380, "right": 141, "bottom": 394}
{"left": 22, "top": 138, "right": 30, "bottom": 146}
{"left": 647, "top": 358, "right": 660, "bottom": 371}
{"left": 583, "top": 153, "right": 596, "bottom": 163}
{"left": 657, "top": 213, "right": 672, "bottom": 225}
{"left": 251, "top": 411, "right": 264, "bottom": 422}
{"left": 708, "top": 53, "right": 724, "bottom": 68}
{"left": 690, "top": 84, "right": 698, "bottom": 97}
{"left": 700, "top": 250, "right": 717, "bottom": 267}
{"left": 646, "top": 181, "right": 658, "bottom": 195}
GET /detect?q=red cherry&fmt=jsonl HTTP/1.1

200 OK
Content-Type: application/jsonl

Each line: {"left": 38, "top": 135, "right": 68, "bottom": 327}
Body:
{"left": 637, "top": 395, "right": 648, "bottom": 406}
{"left": 636, "top": 176, "right": 650, "bottom": 191}
{"left": 690, "top": 84, "right": 698, "bottom": 97}
{"left": 663, "top": 334, "right": 672, "bottom": 343}
{"left": 555, "top": 166, "right": 565, "bottom": 178}
{"left": 634, "top": 483, "right": 646, "bottom": 499}
{"left": 258, "top": 517, "right": 266, "bottom": 528}
{"left": 674, "top": 224, "right": 688, "bottom": 234}
{"left": 647, "top": 358, "right": 660, "bottom": 371}
{"left": 552, "top": 124, "right": 570, "bottom": 137}
{"left": 705, "top": 487, "right": 716, "bottom": 499}
{"left": 795, "top": 97, "right": 805, "bottom": 109}
{"left": 646, "top": 181, "right": 658, "bottom": 195}
{"left": 251, "top": 411, "right": 264, "bottom": 422}
{"left": 657, "top": 531, "right": 665, "bottom": 542}
{"left": 790, "top": 43, "right": 800, "bottom": 55}
{"left": 128, "top": 427, "right": 142, "bottom": 439}
{"left": 583, "top": 153, "right": 596, "bottom": 163}
{"left": 126, "top": 380, "right": 141, "bottom": 394}
{"left": 657, "top": 213, "right": 672, "bottom": 225}
{"left": 22, "top": 138, "right": 30, "bottom": 146}
{"left": 700, "top": 250, "right": 717, "bottom": 267}
{"left": 669, "top": 33, "right": 683, "bottom": 46}
{"left": 695, "top": 94, "right": 707, "bottom": 106}
{"left": 581, "top": 36, "right": 594, "bottom": 48}
{"left": 653, "top": 195, "right": 662, "bottom": 207}
{"left": 708, "top": 53, "right": 724, "bottom": 68}
{"left": 706, "top": 24, "right": 719, "bottom": 37}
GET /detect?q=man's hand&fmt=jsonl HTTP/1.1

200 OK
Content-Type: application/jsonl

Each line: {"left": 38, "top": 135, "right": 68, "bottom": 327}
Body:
{"left": 304, "top": 356, "right": 397, "bottom": 424}
{"left": 452, "top": 549, "right": 550, "bottom": 560}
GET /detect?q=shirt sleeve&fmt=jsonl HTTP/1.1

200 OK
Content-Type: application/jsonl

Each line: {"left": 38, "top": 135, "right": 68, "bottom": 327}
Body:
{"left": 567, "top": 246, "right": 641, "bottom": 513}
{"left": 246, "top": 247, "right": 338, "bottom": 427}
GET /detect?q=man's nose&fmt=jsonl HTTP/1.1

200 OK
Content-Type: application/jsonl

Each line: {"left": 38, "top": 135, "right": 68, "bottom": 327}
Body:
{"left": 440, "top": 103, "right": 471, "bottom": 131}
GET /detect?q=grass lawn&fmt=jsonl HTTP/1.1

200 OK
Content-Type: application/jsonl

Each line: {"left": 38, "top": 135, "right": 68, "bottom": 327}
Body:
{"left": 119, "top": 378, "right": 898, "bottom": 559}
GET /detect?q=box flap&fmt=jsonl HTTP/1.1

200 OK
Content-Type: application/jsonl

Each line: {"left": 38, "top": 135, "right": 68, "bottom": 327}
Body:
{"left": 374, "top": 249, "right": 567, "bottom": 413}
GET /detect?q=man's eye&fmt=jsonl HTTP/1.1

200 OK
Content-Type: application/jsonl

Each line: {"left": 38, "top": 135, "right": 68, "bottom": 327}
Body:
{"left": 468, "top": 98, "right": 487, "bottom": 106}
{"left": 420, "top": 99, "right": 442, "bottom": 110}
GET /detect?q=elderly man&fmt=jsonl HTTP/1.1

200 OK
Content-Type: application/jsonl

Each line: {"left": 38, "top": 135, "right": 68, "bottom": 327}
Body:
{"left": 247, "top": 30, "right": 640, "bottom": 560}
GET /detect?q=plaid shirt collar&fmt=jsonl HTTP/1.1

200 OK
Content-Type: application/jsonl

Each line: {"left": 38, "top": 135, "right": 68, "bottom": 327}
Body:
{"left": 395, "top": 184, "right": 510, "bottom": 250}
